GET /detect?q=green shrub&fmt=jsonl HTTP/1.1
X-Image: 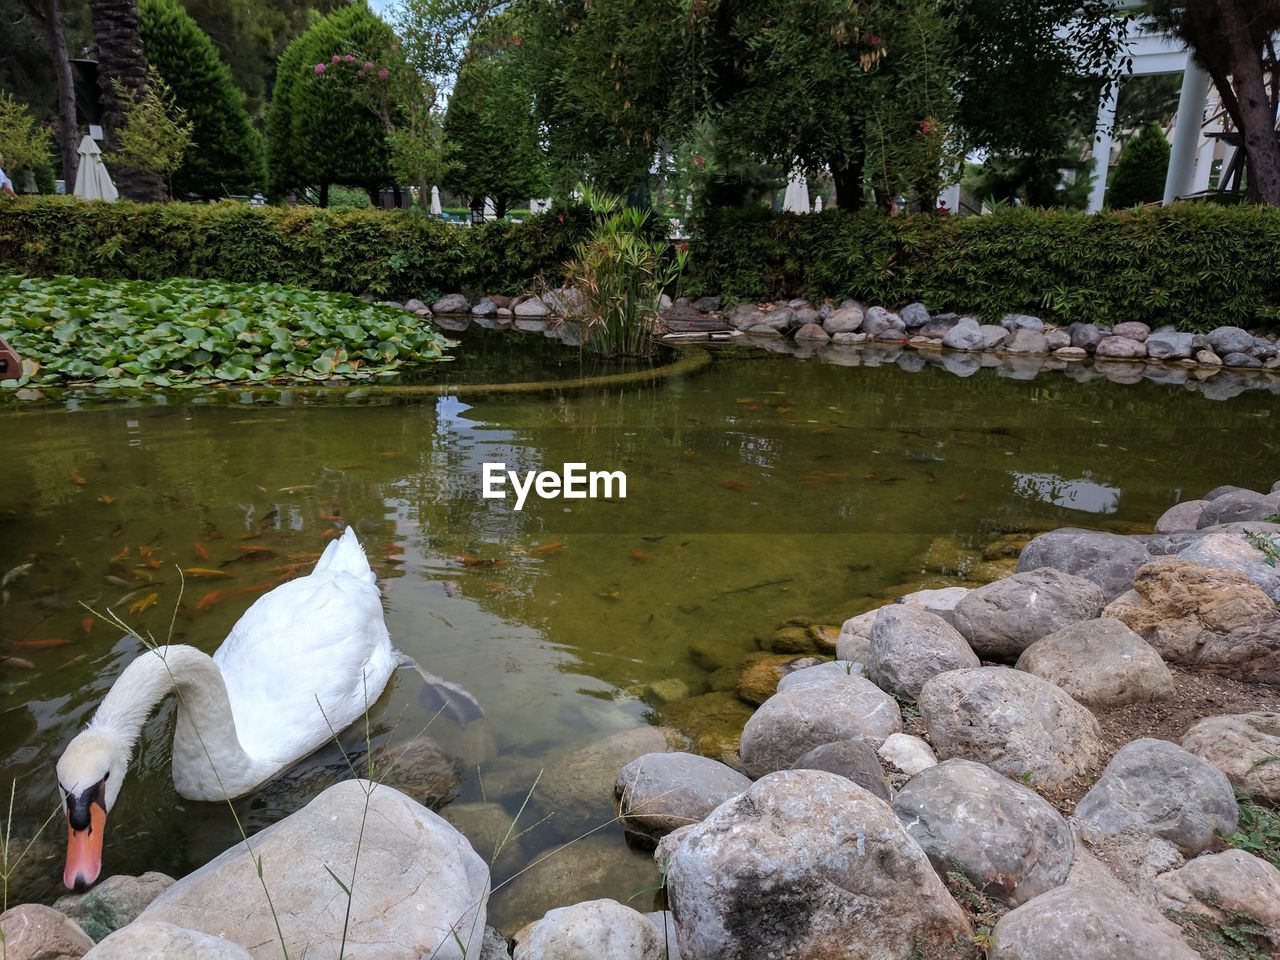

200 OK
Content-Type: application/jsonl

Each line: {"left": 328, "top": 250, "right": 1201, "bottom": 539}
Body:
{"left": 0, "top": 196, "right": 589, "bottom": 301}
{"left": 687, "top": 203, "right": 1280, "bottom": 331}
{"left": 140, "top": 0, "right": 265, "bottom": 198}
{"left": 1107, "top": 122, "right": 1171, "bottom": 209}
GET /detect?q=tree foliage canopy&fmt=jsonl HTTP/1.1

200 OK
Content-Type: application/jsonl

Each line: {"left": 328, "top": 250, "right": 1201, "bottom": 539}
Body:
{"left": 1107, "top": 121, "right": 1170, "bottom": 208}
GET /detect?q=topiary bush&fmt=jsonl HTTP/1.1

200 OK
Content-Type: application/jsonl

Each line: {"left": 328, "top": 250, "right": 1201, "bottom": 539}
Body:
{"left": 140, "top": 0, "right": 265, "bottom": 198}
{"left": 0, "top": 197, "right": 590, "bottom": 301}
{"left": 687, "top": 203, "right": 1280, "bottom": 331}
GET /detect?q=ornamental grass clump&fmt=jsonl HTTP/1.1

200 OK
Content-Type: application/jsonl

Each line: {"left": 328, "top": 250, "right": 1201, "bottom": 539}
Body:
{"left": 567, "top": 186, "right": 689, "bottom": 358}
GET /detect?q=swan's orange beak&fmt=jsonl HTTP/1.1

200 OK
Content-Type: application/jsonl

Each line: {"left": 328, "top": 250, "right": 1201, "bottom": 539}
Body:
{"left": 64, "top": 798, "right": 106, "bottom": 891}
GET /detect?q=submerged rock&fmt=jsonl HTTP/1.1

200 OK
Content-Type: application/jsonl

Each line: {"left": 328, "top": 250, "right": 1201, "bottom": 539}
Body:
{"left": 918, "top": 667, "right": 1106, "bottom": 789}
{"left": 536, "top": 726, "right": 683, "bottom": 824}
{"left": 664, "top": 770, "right": 971, "bottom": 959}
{"left": 892, "top": 759, "right": 1073, "bottom": 906}
{"left": 55, "top": 872, "right": 174, "bottom": 943}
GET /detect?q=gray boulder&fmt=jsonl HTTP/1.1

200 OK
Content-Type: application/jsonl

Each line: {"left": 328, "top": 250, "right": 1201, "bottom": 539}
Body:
{"left": 1155, "top": 499, "right": 1208, "bottom": 532}
{"left": 1178, "top": 531, "right": 1280, "bottom": 600}
{"left": 1095, "top": 336, "right": 1147, "bottom": 359}
{"left": 138, "top": 781, "right": 490, "bottom": 959}
{"left": 989, "top": 883, "right": 1200, "bottom": 960}
{"left": 615, "top": 752, "right": 751, "bottom": 844}
{"left": 1182, "top": 712, "right": 1280, "bottom": 802}
{"left": 728, "top": 304, "right": 764, "bottom": 329}
{"left": 775, "top": 660, "right": 863, "bottom": 693}
{"left": 980, "top": 324, "right": 1011, "bottom": 349}
{"left": 1208, "top": 325, "right": 1255, "bottom": 357}
{"left": 900, "top": 303, "right": 931, "bottom": 328}
{"left": 822, "top": 306, "right": 863, "bottom": 334}
{"left": 1224, "top": 352, "right": 1263, "bottom": 367}
{"left": 878, "top": 733, "right": 937, "bottom": 777}
{"left": 1075, "top": 738, "right": 1238, "bottom": 856}
{"left": 55, "top": 873, "right": 174, "bottom": 943}
{"left": 692, "top": 295, "right": 721, "bottom": 312}
{"left": 471, "top": 297, "right": 498, "bottom": 317}
{"left": 794, "top": 321, "right": 830, "bottom": 341}
{"left": 1069, "top": 323, "right": 1104, "bottom": 352}
{"left": 432, "top": 293, "right": 470, "bottom": 314}
{"left": 83, "top": 921, "right": 251, "bottom": 959}
{"left": 919, "top": 316, "right": 961, "bottom": 339}
{"left": 664, "top": 770, "right": 971, "bottom": 960}
{"left": 953, "top": 568, "right": 1106, "bottom": 659}
{"left": 514, "top": 899, "right": 663, "bottom": 960}
{"left": 739, "top": 676, "right": 902, "bottom": 778}
{"left": 861, "top": 306, "right": 905, "bottom": 336}
{"left": 514, "top": 297, "right": 551, "bottom": 318}
{"left": 866, "top": 605, "right": 979, "bottom": 699}
{"left": 1112, "top": 321, "right": 1150, "bottom": 342}
{"left": 1002, "top": 314, "right": 1045, "bottom": 333}
{"left": 1155, "top": 849, "right": 1280, "bottom": 945}
{"left": 0, "top": 904, "right": 94, "bottom": 960}
{"left": 791, "top": 738, "right": 890, "bottom": 800}
{"left": 918, "top": 667, "right": 1106, "bottom": 789}
{"left": 538, "top": 727, "right": 679, "bottom": 824}
{"left": 892, "top": 760, "right": 1072, "bottom": 906}
{"left": 1146, "top": 331, "right": 1195, "bottom": 360}
{"left": 1197, "top": 489, "right": 1280, "bottom": 528}
{"left": 1004, "top": 329, "right": 1049, "bottom": 354}
{"left": 758, "top": 307, "right": 794, "bottom": 331}
{"left": 942, "top": 317, "right": 984, "bottom": 351}
{"left": 1044, "top": 330, "right": 1071, "bottom": 351}
{"left": 1014, "top": 617, "right": 1174, "bottom": 706}
{"left": 1016, "top": 527, "right": 1152, "bottom": 600}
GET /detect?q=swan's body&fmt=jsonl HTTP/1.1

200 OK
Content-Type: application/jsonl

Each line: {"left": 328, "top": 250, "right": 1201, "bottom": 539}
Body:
{"left": 56, "top": 527, "right": 479, "bottom": 889}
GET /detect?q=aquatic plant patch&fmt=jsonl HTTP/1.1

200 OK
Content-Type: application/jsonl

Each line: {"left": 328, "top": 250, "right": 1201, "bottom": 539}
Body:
{"left": 0, "top": 275, "right": 452, "bottom": 388}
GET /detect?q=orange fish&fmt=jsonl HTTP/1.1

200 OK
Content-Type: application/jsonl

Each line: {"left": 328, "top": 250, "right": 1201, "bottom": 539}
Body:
{"left": 454, "top": 555, "right": 505, "bottom": 568}
{"left": 128, "top": 593, "right": 158, "bottom": 614}
{"left": 183, "top": 567, "right": 233, "bottom": 579}
{"left": 13, "top": 637, "right": 71, "bottom": 650}
{"left": 721, "top": 480, "right": 751, "bottom": 490}
{"left": 746, "top": 405, "right": 759, "bottom": 413}
{"left": 629, "top": 548, "right": 656, "bottom": 562}
{"left": 533, "top": 541, "right": 566, "bottom": 554}
{"left": 376, "top": 451, "right": 403, "bottom": 460}
{"left": 194, "top": 542, "right": 209, "bottom": 560}
{"left": 97, "top": 494, "right": 115, "bottom": 505}
{"left": 203, "top": 527, "right": 222, "bottom": 542}
{"left": 735, "top": 398, "right": 755, "bottom": 405}
{"left": 597, "top": 586, "right": 621, "bottom": 601}
{"left": 80, "top": 616, "right": 95, "bottom": 636}
{"left": 193, "top": 590, "right": 223, "bottom": 611}
{"left": 69, "top": 474, "right": 86, "bottom": 486}
{"left": 953, "top": 493, "right": 969, "bottom": 503}
{"left": 110, "top": 545, "right": 130, "bottom": 565}
{"left": 234, "top": 580, "right": 277, "bottom": 597}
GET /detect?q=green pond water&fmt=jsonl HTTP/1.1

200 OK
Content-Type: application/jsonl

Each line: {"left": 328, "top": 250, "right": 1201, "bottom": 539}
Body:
{"left": 2, "top": 329, "right": 1279, "bottom": 931}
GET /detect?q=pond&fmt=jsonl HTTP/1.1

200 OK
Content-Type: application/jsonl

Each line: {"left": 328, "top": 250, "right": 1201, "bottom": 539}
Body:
{"left": 2, "top": 328, "right": 1279, "bottom": 930}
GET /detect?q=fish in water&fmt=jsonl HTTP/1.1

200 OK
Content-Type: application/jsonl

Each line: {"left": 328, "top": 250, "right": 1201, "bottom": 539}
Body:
{"left": 193, "top": 542, "right": 209, "bottom": 561}
{"left": 193, "top": 590, "right": 224, "bottom": 612}
{"left": 533, "top": 541, "right": 566, "bottom": 554}
{"left": 13, "top": 638, "right": 72, "bottom": 650}
{"left": 128, "top": 593, "right": 159, "bottom": 614}
{"left": 97, "top": 494, "right": 115, "bottom": 505}
{"left": 628, "top": 548, "right": 656, "bottom": 562}
{"left": 2, "top": 562, "right": 33, "bottom": 588}
{"left": 453, "top": 555, "right": 505, "bottom": 568}
{"left": 81, "top": 617, "right": 95, "bottom": 636}
{"left": 721, "top": 479, "right": 751, "bottom": 490}
{"left": 183, "top": 567, "right": 234, "bottom": 579}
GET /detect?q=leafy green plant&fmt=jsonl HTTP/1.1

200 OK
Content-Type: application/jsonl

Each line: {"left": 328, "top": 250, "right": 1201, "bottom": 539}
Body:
{"left": 0, "top": 93, "right": 54, "bottom": 189}
{"left": 1225, "top": 788, "right": 1280, "bottom": 868}
{"left": 567, "top": 185, "right": 689, "bottom": 357}
{"left": 111, "top": 68, "right": 194, "bottom": 199}
{"left": 0, "top": 275, "right": 452, "bottom": 388}
{"left": 1107, "top": 123, "right": 1171, "bottom": 209}
{"left": 1245, "top": 533, "right": 1280, "bottom": 568}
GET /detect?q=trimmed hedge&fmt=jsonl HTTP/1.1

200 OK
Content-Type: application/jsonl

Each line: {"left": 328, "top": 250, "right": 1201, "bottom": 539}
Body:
{"left": 3, "top": 198, "right": 1280, "bottom": 332}
{"left": 687, "top": 204, "right": 1280, "bottom": 331}
{"left": 0, "top": 197, "right": 588, "bottom": 301}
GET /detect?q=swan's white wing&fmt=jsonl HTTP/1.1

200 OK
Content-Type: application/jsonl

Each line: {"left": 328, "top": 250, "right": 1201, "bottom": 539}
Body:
{"left": 213, "top": 565, "right": 396, "bottom": 763}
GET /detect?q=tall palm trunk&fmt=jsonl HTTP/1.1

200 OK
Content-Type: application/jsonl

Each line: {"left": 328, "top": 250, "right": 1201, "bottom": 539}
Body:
{"left": 87, "top": 0, "right": 165, "bottom": 201}
{"left": 45, "top": 0, "right": 79, "bottom": 187}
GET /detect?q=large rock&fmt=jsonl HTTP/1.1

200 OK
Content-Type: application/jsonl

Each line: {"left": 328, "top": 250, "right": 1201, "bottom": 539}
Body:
{"left": 1208, "top": 325, "right": 1256, "bottom": 357}
{"left": 942, "top": 317, "right": 984, "bottom": 351}
{"left": 794, "top": 321, "right": 829, "bottom": 341}
{"left": 1146, "top": 331, "right": 1195, "bottom": 360}
{"left": 514, "top": 297, "right": 551, "bottom": 318}
{"left": 1182, "top": 713, "right": 1280, "bottom": 801}
{"left": 138, "top": 780, "right": 490, "bottom": 959}
{"left": 1155, "top": 850, "right": 1280, "bottom": 946}
{"left": 891, "top": 760, "right": 1072, "bottom": 906}
{"left": 989, "top": 882, "right": 1200, "bottom": 960}
{"left": 537, "top": 726, "right": 680, "bottom": 823}
{"left": 900, "top": 303, "right": 931, "bottom": 328}
{"left": 790, "top": 738, "right": 890, "bottom": 800}
{"left": 615, "top": 752, "right": 751, "bottom": 844}
{"left": 1155, "top": 499, "right": 1208, "bottom": 533}
{"left": 953, "top": 569, "right": 1106, "bottom": 659}
{"left": 1197, "top": 489, "right": 1280, "bottom": 528}
{"left": 1178, "top": 531, "right": 1280, "bottom": 600}
{"left": 1095, "top": 336, "right": 1147, "bottom": 359}
{"left": 1002, "top": 314, "right": 1045, "bottom": 333}
{"left": 822, "top": 306, "right": 863, "bottom": 334}
{"left": 1017, "top": 527, "right": 1153, "bottom": 600}
{"left": 836, "top": 610, "right": 876, "bottom": 661}
{"left": 664, "top": 770, "right": 971, "bottom": 960}
{"left": 1104, "top": 558, "right": 1280, "bottom": 681}
{"left": 866, "top": 605, "right": 979, "bottom": 699}
{"left": 861, "top": 306, "right": 905, "bottom": 336}
{"left": 1004, "top": 329, "right": 1049, "bottom": 354}
{"left": 432, "top": 293, "right": 471, "bottom": 314}
{"left": 878, "top": 733, "right": 937, "bottom": 777}
{"left": 0, "top": 905, "right": 94, "bottom": 960}
{"left": 83, "top": 921, "right": 251, "bottom": 959}
{"left": 1069, "top": 323, "right": 1104, "bottom": 352}
{"left": 1075, "top": 739, "right": 1237, "bottom": 855}
{"left": 775, "top": 660, "right": 864, "bottom": 693}
{"left": 918, "top": 667, "right": 1106, "bottom": 789}
{"left": 980, "top": 324, "right": 1010, "bottom": 349}
{"left": 739, "top": 676, "right": 902, "bottom": 778}
{"left": 514, "top": 899, "right": 663, "bottom": 960}
{"left": 1013, "top": 617, "right": 1174, "bottom": 706}
{"left": 55, "top": 873, "right": 174, "bottom": 943}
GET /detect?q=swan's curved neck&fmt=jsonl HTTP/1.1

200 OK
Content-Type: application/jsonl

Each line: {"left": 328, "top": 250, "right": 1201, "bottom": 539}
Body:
{"left": 91, "top": 644, "right": 277, "bottom": 801}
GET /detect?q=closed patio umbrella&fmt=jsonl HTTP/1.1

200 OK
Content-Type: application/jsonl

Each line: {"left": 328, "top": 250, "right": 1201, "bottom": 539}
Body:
{"left": 783, "top": 170, "right": 809, "bottom": 214}
{"left": 72, "top": 136, "right": 118, "bottom": 202}
{"left": 430, "top": 185, "right": 442, "bottom": 215}
{"left": 483, "top": 197, "right": 496, "bottom": 220}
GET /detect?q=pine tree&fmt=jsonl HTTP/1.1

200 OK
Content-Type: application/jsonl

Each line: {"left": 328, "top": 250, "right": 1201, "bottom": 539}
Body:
{"left": 266, "top": 3, "right": 394, "bottom": 203}
{"left": 1106, "top": 122, "right": 1171, "bottom": 208}
{"left": 139, "top": 0, "right": 264, "bottom": 197}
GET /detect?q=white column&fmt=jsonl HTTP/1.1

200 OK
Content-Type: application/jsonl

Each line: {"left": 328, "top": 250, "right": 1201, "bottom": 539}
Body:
{"left": 1088, "top": 80, "right": 1121, "bottom": 213}
{"left": 941, "top": 182, "right": 961, "bottom": 213}
{"left": 1163, "top": 58, "right": 1212, "bottom": 204}
{"left": 1192, "top": 111, "right": 1222, "bottom": 194}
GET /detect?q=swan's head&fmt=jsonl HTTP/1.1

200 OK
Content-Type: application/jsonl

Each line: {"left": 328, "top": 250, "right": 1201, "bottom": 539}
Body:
{"left": 56, "top": 728, "right": 129, "bottom": 891}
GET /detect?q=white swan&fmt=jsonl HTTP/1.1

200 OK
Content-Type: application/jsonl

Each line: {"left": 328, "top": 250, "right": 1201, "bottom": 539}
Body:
{"left": 55, "top": 526, "right": 481, "bottom": 891}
